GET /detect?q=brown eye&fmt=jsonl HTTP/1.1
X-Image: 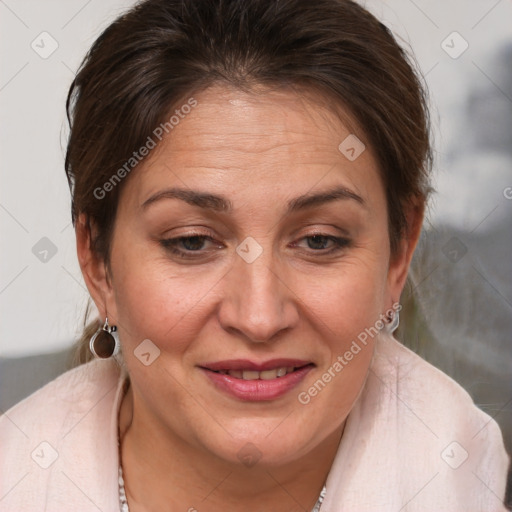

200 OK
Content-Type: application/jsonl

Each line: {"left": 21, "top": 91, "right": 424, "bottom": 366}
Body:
{"left": 294, "top": 234, "right": 351, "bottom": 254}
{"left": 179, "top": 235, "right": 207, "bottom": 251}
{"left": 160, "top": 234, "right": 222, "bottom": 259}
{"left": 306, "top": 235, "right": 331, "bottom": 250}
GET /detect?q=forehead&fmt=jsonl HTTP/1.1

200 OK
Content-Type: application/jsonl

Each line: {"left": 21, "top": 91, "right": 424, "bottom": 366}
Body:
{"left": 166, "top": 86, "right": 359, "bottom": 161}
{"left": 121, "top": 85, "right": 383, "bottom": 211}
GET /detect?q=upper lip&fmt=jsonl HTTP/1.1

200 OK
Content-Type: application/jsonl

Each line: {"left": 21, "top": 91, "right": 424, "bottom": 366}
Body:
{"left": 199, "top": 359, "right": 313, "bottom": 372}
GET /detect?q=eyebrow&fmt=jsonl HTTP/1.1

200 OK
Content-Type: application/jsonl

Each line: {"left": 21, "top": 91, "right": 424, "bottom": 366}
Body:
{"left": 141, "top": 185, "right": 366, "bottom": 213}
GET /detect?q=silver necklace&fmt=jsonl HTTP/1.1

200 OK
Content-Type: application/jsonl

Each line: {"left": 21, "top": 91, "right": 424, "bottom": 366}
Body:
{"left": 118, "top": 446, "right": 326, "bottom": 511}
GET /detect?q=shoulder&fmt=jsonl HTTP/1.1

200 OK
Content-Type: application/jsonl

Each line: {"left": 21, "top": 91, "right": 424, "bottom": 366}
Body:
{"left": 386, "top": 335, "right": 510, "bottom": 506}
{"left": 374, "top": 335, "right": 509, "bottom": 464}
{"left": 376, "top": 335, "right": 503, "bottom": 432}
{"left": 0, "top": 358, "right": 121, "bottom": 433}
{"left": 0, "top": 358, "right": 126, "bottom": 511}
{"left": 324, "top": 334, "right": 510, "bottom": 510}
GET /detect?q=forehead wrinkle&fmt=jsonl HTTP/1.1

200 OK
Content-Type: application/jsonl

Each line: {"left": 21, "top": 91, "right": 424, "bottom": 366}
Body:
{"left": 172, "top": 135, "right": 340, "bottom": 158}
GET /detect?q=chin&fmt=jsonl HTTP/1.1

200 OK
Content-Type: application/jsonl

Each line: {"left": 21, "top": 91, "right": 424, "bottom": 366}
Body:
{"left": 196, "top": 414, "right": 332, "bottom": 469}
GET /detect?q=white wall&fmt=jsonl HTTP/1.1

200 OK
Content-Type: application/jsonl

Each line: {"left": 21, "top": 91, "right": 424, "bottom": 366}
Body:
{"left": 0, "top": 0, "right": 136, "bottom": 357}
{"left": 1, "top": 0, "right": 511, "bottom": 357}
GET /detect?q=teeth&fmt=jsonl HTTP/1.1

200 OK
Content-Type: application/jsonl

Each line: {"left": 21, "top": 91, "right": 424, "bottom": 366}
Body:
{"left": 276, "top": 367, "right": 287, "bottom": 377}
{"left": 260, "top": 369, "right": 278, "bottom": 380}
{"left": 224, "top": 367, "right": 294, "bottom": 380}
{"left": 242, "top": 370, "right": 260, "bottom": 380}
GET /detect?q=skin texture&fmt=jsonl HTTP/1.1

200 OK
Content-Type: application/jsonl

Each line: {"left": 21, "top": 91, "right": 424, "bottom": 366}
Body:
{"left": 77, "top": 85, "right": 423, "bottom": 511}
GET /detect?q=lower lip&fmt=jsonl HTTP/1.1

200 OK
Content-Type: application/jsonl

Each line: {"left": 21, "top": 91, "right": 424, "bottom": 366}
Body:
{"left": 201, "top": 365, "right": 314, "bottom": 401}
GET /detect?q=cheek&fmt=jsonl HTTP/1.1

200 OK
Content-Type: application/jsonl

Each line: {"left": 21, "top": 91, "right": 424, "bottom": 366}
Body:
{"left": 293, "top": 252, "right": 387, "bottom": 384}
{"left": 297, "top": 253, "right": 388, "bottom": 341}
{"left": 111, "top": 246, "right": 227, "bottom": 354}
{"left": 292, "top": 267, "right": 385, "bottom": 425}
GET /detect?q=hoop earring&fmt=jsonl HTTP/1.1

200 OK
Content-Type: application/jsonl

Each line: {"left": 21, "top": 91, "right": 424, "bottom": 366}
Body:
{"left": 89, "top": 317, "right": 120, "bottom": 359}
{"left": 387, "top": 310, "right": 400, "bottom": 334}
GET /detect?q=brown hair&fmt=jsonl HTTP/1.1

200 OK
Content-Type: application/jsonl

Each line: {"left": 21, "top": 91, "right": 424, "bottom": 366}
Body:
{"left": 65, "top": 0, "right": 432, "bottom": 364}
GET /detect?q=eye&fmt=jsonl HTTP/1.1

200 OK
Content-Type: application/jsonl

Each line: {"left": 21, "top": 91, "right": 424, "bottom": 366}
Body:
{"left": 160, "top": 234, "right": 222, "bottom": 259}
{"left": 294, "top": 234, "right": 351, "bottom": 254}
{"left": 159, "top": 232, "right": 350, "bottom": 260}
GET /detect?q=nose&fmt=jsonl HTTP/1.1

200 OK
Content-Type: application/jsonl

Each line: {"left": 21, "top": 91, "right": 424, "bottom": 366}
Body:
{"left": 217, "top": 245, "right": 299, "bottom": 343}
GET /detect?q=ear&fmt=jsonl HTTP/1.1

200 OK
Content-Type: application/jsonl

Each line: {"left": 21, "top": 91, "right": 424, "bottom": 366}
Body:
{"left": 385, "top": 198, "right": 425, "bottom": 304}
{"left": 76, "top": 213, "right": 116, "bottom": 321}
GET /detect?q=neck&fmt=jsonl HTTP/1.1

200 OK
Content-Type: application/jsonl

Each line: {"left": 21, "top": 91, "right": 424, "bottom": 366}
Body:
{"left": 119, "top": 382, "right": 344, "bottom": 512}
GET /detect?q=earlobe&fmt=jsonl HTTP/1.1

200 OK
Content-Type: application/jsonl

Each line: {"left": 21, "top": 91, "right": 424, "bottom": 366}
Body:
{"left": 76, "top": 213, "right": 113, "bottom": 320}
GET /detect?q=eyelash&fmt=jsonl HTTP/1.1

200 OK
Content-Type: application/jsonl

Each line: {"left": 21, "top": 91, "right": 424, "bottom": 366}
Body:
{"left": 160, "top": 232, "right": 351, "bottom": 259}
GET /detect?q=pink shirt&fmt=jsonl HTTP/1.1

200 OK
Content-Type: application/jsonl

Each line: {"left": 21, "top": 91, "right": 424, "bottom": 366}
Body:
{"left": 1, "top": 335, "right": 509, "bottom": 511}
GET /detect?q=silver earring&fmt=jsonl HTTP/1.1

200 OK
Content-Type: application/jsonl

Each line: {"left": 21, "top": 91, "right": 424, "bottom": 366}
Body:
{"left": 89, "top": 317, "right": 120, "bottom": 358}
{"left": 387, "top": 309, "right": 400, "bottom": 333}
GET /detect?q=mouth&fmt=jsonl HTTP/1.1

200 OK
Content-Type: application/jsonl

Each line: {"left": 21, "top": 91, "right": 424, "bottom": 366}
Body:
{"left": 207, "top": 365, "right": 311, "bottom": 380}
{"left": 199, "top": 359, "right": 315, "bottom": 401}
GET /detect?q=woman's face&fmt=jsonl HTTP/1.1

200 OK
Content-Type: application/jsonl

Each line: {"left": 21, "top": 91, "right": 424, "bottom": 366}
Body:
{"left": 88, "top": 85, "right": 412, "bottom": 467}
